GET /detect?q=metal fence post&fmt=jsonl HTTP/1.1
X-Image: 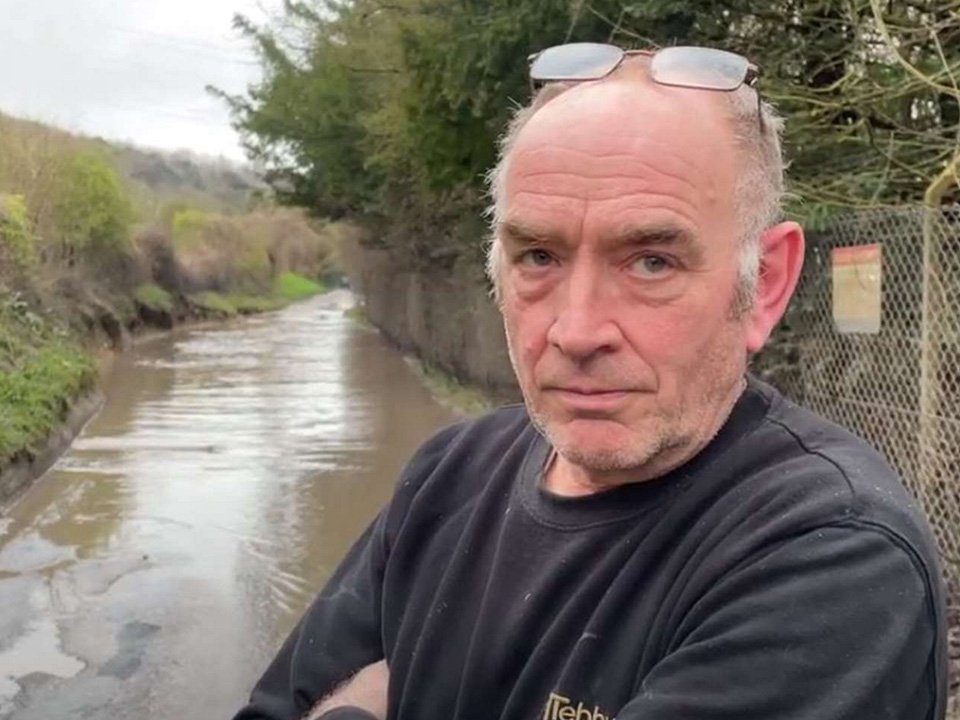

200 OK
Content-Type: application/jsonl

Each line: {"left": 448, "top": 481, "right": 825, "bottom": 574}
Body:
{"left": 920, "top": 157, "right": 958, "bottom": 549}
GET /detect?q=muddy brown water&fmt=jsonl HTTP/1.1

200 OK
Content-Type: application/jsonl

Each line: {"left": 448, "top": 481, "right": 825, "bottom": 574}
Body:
{"left": 0, "top": 292, "right": 459, "bottom": 719}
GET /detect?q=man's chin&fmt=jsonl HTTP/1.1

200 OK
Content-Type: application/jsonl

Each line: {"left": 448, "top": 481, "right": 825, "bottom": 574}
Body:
{"left": 543, "top": 417, "right": 656, "bottom": 473}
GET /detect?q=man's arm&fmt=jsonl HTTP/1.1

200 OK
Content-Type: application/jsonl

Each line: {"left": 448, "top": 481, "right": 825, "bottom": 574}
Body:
{"left": 233, "top": 512, "right": 390, "bottom": 720}
{"left": 305, "top": 660, "right": 389, "bottom": 720}
{"left": 617, "top": 524, "right": 944, "bottom": 719}
{"left": 232, "top": 420, "right": 468, "bottom": 720}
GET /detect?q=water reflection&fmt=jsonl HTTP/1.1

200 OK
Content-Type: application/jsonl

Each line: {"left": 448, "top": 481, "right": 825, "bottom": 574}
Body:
{"left": 0, "top": 292, "right": 459, "bottom": 720}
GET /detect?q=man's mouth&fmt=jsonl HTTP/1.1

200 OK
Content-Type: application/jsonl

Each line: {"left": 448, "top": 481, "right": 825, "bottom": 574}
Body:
{"left": 544, "top": 386, "right": 636, "bottom": 412}
{"left": 550, "top": 385, "right": 630, "bottom": 394}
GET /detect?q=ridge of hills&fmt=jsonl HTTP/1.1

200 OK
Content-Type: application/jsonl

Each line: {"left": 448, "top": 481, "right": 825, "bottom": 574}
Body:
{"left": 112, "top": 143, "right": 265, "bottom": 215}
{"left": 0, "top": 110, "right": 265, "bottom": 215}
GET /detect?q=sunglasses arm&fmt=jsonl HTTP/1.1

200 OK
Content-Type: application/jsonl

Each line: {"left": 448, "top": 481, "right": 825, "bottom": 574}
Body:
{"left": 745, "top": 68, "right": 764, "bottom": 133}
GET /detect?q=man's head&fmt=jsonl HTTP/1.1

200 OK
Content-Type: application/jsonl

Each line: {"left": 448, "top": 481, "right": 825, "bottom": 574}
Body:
{"left": 486, "top": 54, "right": 804, "bottom": 492}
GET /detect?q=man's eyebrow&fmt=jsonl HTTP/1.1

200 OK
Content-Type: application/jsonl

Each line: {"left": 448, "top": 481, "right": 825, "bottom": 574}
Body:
{"left": 609, "top": 225, "right": 705, "bottom": 264}
{"left": 609, "top": 225, "right": 697, "bottom": 248}
{"left": 498, "top": 221, "right": 702, "bottom": 258}
{"left": 497, "top": 221, "right": 557, "bottom": 244}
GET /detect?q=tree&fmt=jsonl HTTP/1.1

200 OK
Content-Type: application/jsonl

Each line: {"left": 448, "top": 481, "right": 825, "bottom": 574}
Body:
{"left": 221, "top": 0, "right": 960, "bottom": 265}
{"left": 53, "top": 151, "right": 133, "bottom": 263}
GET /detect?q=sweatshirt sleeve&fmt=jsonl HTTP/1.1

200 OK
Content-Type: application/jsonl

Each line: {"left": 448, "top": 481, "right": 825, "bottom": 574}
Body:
{"left": 617, "top": 524, "right": 941, "bottom": 720}
{"left": 231, "top": 419, "right": 469, "bottom": 720}
{"left": 232, "top": 509, "right": 390, "bottom": 720}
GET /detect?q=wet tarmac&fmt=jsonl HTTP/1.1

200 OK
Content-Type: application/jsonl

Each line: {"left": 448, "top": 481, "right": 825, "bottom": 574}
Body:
{"left": 0, "top": 291, "right": 458, "bottom": 719}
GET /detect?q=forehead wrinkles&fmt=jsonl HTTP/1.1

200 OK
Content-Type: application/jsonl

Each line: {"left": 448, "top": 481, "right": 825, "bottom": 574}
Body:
{"left": 506, "top": 145, "right": 720, "bottom": 226}
{"left": 509, "top": 144, "right": 705, "bottom": 205}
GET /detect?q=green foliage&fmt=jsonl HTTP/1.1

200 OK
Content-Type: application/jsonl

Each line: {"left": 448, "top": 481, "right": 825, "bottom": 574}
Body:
{"left": 220, "top": 0, "right": 608, "bottom": 264}
{"left": 224, "top": 0, "right": 960, "bottom": 268}
{"left": 0, "top": 194, "right": 38, "bottom": 268}
{"left": 0, "top": 292, "right": 95, "bottom": 465}
{"left": 188, "top": 277, "right": 324, "bottom": 318}
{"left": 225, "top": 294, "right": 285, "bottom": 314}
{"left": 274, "top": 272, "right": 324, "bottom": 301}
{"left": 53, "top": 151, "right": 134, "bottom": 258}
{"left": 212, "top": 11, "right": 381, "bottom": 218}
{"left": 133, "top": 283, "right": 174, "bottom": 313}
{"left": 171, "top": 208, "right": 210, "bottom": 251}
{"left": 391, "top": 0, "right": 611, "bottom": 192}
{"left": 600, "top": 0, "right": 960, "bottom": 212}
{"left": 236, "top": 234, "right": 273, "bottom": 289}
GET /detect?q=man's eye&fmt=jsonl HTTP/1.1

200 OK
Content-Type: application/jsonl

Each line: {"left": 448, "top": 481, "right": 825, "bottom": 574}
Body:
{"left": 630, "top": 255, "right": 674, "bottom": 278}
{"left": 520, "top": 249, "right": 554, "bottom": 267}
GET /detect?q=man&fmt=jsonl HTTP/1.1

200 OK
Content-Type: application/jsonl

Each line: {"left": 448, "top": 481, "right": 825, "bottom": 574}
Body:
{"left": 234, "top": 44, "right": 947, "bottom": 720}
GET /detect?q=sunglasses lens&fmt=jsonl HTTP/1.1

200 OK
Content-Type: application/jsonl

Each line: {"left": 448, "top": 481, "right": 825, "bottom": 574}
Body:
{"left": 530, "top": 43, "right": 624, "bottom": 82}
{"left": 650, "top": 46, "right": 749, "bottom": 90}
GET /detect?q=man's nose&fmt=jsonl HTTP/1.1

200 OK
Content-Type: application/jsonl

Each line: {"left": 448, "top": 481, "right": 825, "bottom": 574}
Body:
{"left": 546, "top": 262, "right": 622, "bottom": 360}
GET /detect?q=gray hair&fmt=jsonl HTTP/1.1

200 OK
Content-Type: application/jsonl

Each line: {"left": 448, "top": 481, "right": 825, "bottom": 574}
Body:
{"left": 484, "top": 81, "right": 786, "bottom": 315}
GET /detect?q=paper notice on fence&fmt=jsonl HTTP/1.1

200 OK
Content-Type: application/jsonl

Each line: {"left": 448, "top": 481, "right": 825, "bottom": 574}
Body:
{"left": 832, "top": 243, "right": 882, "bottom": 334}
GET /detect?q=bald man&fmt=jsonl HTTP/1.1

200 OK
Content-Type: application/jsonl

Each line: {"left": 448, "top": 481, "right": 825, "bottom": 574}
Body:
{"left": 233, "top": 45, "right": 947, "bottom": 720}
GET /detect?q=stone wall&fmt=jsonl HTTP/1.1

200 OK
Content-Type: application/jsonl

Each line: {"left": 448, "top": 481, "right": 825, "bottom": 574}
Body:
{"left": 346, "top": 247, "right": 520, "bottom": 402}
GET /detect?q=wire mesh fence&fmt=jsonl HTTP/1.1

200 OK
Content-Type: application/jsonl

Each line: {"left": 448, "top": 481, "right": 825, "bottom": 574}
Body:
{"left": 761, "top": 205, "right": 960, "bottom": 714}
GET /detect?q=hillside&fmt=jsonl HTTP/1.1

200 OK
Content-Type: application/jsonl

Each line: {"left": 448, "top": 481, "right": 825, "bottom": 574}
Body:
{"left": 112, "top": 144, "right": 265, "bottom": 216}
{"left": 0, "top": 111, "right": 264, "bottom": 216}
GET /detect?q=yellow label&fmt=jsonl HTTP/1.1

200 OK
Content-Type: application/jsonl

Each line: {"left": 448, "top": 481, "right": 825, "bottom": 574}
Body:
{"left": 542, "top": 692, "right": 611, "bottom": 720}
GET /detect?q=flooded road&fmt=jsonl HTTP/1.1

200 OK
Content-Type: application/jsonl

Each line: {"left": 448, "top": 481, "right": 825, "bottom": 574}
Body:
{"left": 0, "top": 292, "right": 459, "bottom": 719}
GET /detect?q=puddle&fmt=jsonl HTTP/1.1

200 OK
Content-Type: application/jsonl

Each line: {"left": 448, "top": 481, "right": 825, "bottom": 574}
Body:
{"left": 0, "top": 534, "right": 75, "bottom": 575}
{"left": 0, "top": 619, "right": 86, "bottom": 713}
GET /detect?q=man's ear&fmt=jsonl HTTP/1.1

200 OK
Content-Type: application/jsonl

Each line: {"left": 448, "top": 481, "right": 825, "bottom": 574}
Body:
{"left": 745, "top": 221, "right": 805, "bottom": 354}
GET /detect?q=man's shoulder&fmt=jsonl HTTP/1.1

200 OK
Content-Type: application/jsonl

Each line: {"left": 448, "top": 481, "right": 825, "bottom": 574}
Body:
{"left": 406, "top": 403, "right": 533, "bottom": 465}
{"left": 393, "top": 403, "right": 536, "bottom": 499}
{"left": 746, "top": 378, "right": 938, "bottom": 568}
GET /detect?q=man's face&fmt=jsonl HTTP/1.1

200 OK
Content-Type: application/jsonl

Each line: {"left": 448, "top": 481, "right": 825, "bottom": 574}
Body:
{"left": 499, "top": 69, "right": 754, "bottom": 485}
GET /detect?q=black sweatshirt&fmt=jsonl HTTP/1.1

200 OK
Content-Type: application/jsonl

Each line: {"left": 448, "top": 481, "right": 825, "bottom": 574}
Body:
{"left": 234, "top": 377, "right": 947, "bottom": 720}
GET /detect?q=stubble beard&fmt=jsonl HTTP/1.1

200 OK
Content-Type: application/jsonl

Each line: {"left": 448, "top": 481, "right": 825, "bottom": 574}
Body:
{"left": 508, "top": 324, "right": 747, "bottom": 480}
{"left": 525, "top": 393, "right": 694, "bottom": 476}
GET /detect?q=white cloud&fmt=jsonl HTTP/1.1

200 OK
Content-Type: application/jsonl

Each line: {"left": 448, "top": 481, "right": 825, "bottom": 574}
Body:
{"left": 0, "top": 0, "right": 280, "bottom": 161}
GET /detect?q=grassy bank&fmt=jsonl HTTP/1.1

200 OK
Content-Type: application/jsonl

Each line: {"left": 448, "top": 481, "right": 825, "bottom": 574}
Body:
{"left": 140, "top": 271, "right": 327, "bottom": 319}
{"left": 0, "top": 271, "right": 326, "bottom": 482}
{"left": 0, "top": 295, "right": 96, "bottom": 468}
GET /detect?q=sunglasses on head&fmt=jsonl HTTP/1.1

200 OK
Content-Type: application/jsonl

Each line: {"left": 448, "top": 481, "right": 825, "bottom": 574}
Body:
{"left": 527, "top": 43, "right": 763, "bottom": 130}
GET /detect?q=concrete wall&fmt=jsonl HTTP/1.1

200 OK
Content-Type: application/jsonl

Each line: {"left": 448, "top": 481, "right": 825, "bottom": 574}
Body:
{"left": 348, "top": 247, "right": 521, "bottom": 402}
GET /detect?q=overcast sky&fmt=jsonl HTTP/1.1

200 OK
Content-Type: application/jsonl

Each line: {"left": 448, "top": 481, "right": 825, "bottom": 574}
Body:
{"left": 0, "top": 0, "right": 282, "bottom": 162}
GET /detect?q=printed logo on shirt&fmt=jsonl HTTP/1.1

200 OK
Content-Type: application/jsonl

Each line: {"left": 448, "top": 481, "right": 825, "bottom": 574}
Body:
{"left": 542, "top": 692, "right": 611, "bottom": 720}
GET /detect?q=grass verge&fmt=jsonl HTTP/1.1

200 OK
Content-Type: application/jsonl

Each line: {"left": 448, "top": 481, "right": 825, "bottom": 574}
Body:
{"left": 406, "top": 358, "right": 494, "bottom": 417}
{"left": 188, "top": 273, "right": 325, "bottom": 318}
{"left": 0, "top": 293, "right": 96, "bottom": 467}
{"left": 134, "top": 283, "right": 174, "bottom": 313}
{"left": 275, "top": 272, "right": 325, "bottom": 301}
{"left": 226, "top": 294, "right": 286, "bottom": 314}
